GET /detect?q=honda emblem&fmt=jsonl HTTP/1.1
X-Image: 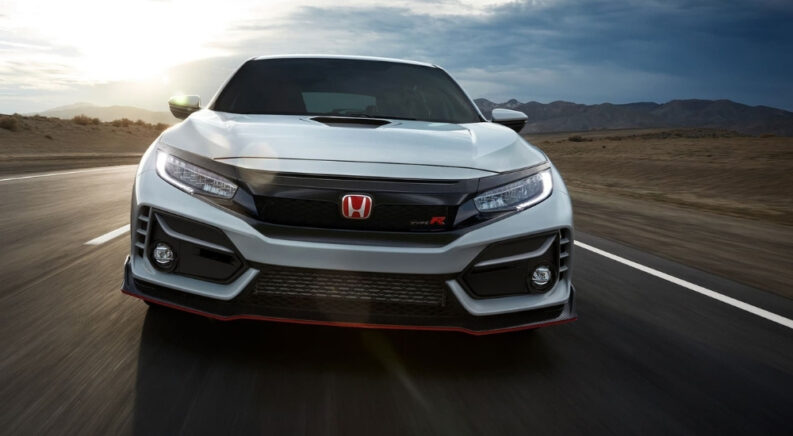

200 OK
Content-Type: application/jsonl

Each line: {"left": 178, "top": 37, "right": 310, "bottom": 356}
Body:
{"left": 341, "top": 194, "right": 373, "bottom": 219}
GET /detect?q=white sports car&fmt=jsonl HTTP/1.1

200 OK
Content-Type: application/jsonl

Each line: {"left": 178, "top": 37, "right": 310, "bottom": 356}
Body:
{"left": 122, "top": 55, "right": 576, "bottom": 334}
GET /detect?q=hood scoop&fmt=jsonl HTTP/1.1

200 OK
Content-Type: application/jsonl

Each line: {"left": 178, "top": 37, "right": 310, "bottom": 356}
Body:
{"left": 310, "top": 116, "right": 391, "bottom": 128}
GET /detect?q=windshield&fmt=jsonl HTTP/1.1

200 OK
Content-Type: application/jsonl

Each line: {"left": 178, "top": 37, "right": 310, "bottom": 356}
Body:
{"left": 211, "top": 58, "right": 483, "bottom": 123}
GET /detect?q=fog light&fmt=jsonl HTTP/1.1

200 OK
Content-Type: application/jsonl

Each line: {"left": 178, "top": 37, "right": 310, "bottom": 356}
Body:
{"left": 531, "top": 265, "right": 552, "bottom": 288}
{"left": 152, "top": 242, "right": 175, "bottom": 266}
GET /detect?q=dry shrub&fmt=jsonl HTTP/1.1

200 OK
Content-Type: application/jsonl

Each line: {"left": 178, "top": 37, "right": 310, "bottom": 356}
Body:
{"left": 73, "top": 114, "right": 100, "bottom": 125}
{"left": 602, "top": 129, "right": 749, "bottom": 141}
{"left": 154, "top": 123, "right": 169, "bottom": 131}
{"left": 111, "top": 118, "right": 133, "bottom": 128}
{"left": 568, "top": 135, "right": 592, "bottom": 142}
{"left": 0, "top": 116, "right": 20, "bottom": 131}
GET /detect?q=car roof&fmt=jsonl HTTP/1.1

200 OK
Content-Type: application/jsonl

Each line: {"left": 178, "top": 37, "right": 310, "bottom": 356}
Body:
{"left": 250, "top": 54, "right": 437, "bottom": 68}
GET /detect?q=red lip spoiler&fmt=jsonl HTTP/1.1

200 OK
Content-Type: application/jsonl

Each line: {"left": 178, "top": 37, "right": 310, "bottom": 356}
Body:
{"left": 122, "top": 289, "right": 577, "bottom": 336}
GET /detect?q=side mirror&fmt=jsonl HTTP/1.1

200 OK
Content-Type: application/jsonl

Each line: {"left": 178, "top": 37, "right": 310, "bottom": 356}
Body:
{"left": 491, "top": 108, "right": 528, "bottom": 133}
{"left": 168, "top": 95, "right": 201, "bottom": 120}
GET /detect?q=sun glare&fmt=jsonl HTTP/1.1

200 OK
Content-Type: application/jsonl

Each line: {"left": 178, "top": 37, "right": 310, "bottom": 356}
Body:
{"left": 1, "top": 0, "right": 520, "bottom": 90}
{"left": 5, "top": 0, "right": 248, "bottom": 84}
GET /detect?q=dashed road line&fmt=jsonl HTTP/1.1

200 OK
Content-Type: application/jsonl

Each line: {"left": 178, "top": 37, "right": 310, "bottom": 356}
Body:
{"left": 0, "top": 166, "right": 130, "bottom": 183}
{"left": 575, "top": 240, "right": 793, "bottom": 330}
{"left": 85, "top": 225, "right": 130, "bottom": 245}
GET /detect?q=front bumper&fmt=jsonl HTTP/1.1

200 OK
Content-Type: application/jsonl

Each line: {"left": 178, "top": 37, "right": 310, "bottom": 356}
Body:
{"left": 123, "top": 257, "right": 576, "bottom": 335}
{"left": 124, "top": 153, "right": 577, "bottom": 334}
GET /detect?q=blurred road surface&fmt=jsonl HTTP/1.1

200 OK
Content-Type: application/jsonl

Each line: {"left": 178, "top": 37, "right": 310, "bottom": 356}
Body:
{"left": 1, "top": 166, "right": 792, "bottom": 435}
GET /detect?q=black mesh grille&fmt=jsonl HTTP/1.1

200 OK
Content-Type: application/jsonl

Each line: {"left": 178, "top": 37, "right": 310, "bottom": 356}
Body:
{"left": 255, "top": 197, "right": 455, "bottom": 232}
{"left": 245, "top": 265, "right": 457, "bottom": 318}
{"left": 253, "top": 265, "right": 446, "bottom": 306}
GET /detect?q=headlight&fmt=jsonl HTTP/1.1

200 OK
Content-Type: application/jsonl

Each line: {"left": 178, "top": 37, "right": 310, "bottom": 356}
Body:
{"left": 155, "top": 151, "right": 237, "bottom": 199}
{"left": 474, "top": 169, "right": 552, "bottom": 212}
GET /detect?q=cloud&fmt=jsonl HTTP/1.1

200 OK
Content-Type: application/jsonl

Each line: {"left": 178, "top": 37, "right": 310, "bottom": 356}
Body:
{"left": 1, "top": 0, "right": 792, "bottom": 113}
{"left": 215, "top": 0, "right": 793, "bottom": 107}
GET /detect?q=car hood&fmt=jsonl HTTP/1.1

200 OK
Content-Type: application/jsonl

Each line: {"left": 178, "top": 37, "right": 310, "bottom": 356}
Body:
{"left": 159, "top": 110, "right": 547, "bottom": 177}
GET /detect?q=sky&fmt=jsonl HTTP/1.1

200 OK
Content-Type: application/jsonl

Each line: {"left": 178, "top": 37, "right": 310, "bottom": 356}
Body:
{"left": 1, "top": 0, "right": 792, "bottom": 114}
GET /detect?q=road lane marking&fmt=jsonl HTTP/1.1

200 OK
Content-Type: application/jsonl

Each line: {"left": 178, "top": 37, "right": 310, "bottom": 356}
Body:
{"left": 575, "top": 241, "right": 793, "bottom": 330}
{"left": 85, "top": 225, "right": 130, "bottom": 245}
{"left": 0, "top": 166, "right": 131, "bottom": 183}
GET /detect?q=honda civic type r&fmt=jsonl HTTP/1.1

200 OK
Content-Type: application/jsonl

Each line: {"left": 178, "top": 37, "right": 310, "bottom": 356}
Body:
{"left": 122, "top": 55, "right": 576, "bottom": 335}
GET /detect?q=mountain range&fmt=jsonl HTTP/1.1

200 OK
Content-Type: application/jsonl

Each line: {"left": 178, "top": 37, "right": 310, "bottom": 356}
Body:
{"left": 30, "top": 99, "right": 793, "bottom": 136}
{"left": 35, "top": 103, "right": 177, "bottom": 125}
{"left": 475, "top": 98, "right": 793, "bottom": 136}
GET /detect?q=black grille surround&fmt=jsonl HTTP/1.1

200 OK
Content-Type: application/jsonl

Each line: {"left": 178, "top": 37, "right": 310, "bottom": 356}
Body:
{"left": 461, "top": 231, "right": 562, "bottom": 298}
{"left": 243, "top": 172, "right": 475, "bottom": 235}
{"left": 241, "top": 265, "right": 461, "bottom": 320}
{"left": 139, "top": 210, "right": 245, "bottom": 284}
{"left": 255, "top": 197, "right": 456, "bottom": 232}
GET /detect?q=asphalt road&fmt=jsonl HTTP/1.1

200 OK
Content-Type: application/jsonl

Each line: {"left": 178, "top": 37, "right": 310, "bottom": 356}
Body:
{"left": 1, "top": 166, "right": 792, "bottom": 435}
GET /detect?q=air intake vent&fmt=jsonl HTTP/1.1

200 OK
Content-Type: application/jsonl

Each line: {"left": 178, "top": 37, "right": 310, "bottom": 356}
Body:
{"left": 134, "top": 206, "right": 151, "bottom": 257}
{"left": 310, "top": 116, "right": 391, "bottom": 128}
{"left": 558, "top": 229, "right": 572, "bottom": 280}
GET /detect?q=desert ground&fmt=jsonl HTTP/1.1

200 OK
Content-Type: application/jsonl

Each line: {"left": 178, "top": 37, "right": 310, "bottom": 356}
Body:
{"left": 0, "top": 114, "right": 162, "bottom": 175}
{"left": 527, "top": 129, "right": 793, "bottom": 298}
{"left": 2, "top": 114, "right": 790, "bottom": 298}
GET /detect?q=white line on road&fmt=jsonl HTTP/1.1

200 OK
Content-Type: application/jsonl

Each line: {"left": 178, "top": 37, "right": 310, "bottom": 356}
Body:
{"left": 0, "top": 166, "right": 130, "bottom": 183}
{"left": 84, "top": 225, "right": 130, "bottom": 246}
{"left": 575, "top": 240, "right": 793, "bottom": 330}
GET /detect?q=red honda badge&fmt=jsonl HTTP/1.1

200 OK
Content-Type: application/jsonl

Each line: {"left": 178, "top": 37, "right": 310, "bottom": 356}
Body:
{"left": 341, "top": 194, "right": 373, "bottom": 219}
